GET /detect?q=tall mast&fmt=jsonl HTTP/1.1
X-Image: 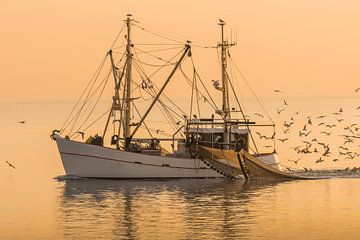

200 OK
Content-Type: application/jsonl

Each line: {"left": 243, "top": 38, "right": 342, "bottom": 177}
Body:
{"left": 218, "top": 19, "right": 235, "bottom": 121}
{"left": 123, "top": 14, "right": 133, "bottom": 141}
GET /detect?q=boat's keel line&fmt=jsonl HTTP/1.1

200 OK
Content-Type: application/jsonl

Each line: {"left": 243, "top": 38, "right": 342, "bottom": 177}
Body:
{"left": 60, "top": 152, "right": 212, "bottom": 170}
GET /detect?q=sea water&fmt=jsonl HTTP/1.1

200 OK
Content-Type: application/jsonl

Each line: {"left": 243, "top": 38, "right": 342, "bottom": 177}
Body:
{"left": 1, "top": 97, "right": 360, "bottom": 239}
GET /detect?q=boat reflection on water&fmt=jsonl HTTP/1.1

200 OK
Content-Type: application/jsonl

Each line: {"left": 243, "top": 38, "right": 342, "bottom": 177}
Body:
{"left": 57, "top": 178, "right": 286, "bottom": 239}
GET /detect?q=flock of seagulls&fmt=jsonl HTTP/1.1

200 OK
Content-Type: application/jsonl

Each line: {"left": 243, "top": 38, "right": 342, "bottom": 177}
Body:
{"left": 253, "top": 89, "right": 360, "bottom": 167}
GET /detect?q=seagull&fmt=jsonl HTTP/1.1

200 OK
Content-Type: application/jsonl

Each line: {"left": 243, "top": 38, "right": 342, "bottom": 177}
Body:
{"left": 277, "top": 108, "right": 284, "bottom": 114}
{"left": 339, "top": 108, "right": 343, "bottom": 113}
{"left": 304, "top": 131, "right": 312, "bottom": 137}
{"left": 76, "top": 131, "right": 85, "bottom": 140}
{"left": 274, "top": 89, "right": 282, "bottom": 93}
{"left": 256, "top": 132, "right": 266, "bottom": 139}
{"left": 339, "top": 146, "right": 349, "bottom": 151}
{"left": 332, "top": 158, "right": 339, "bottom": 162}
{"left": 322, "top": 146, "right": 331, "bottom": 156}
{"left": 287, "top": 156, "right": 302, "bottom": 165}
{"left": 308, "top": 119, "right": 312, "bottom": 125}
{"left": 277, "top": 138, "right": 289, "bottom": 143}
{"left": 212, "top": 80, "right": 220, "bottom": 89}
{"left": 320, "top": 131, "right": 331, "bottom": 136}
{"left": 283, "top": 128, "right": 290, "bottom": 134}
{"left": 52, "top": 129, "right": 60, "bottom": 134}
{"left": 315, "top": 157, "right": 324, "bottom": 163}
{"left": 5, "top": 160, "right": 16, "bottom": 169}
{"left": 318, "top": 123, "right": 325, "bottom": 126}
{"left": 18, "top": 121, "right": 26, "bottom": 124}
{"left": 284, "top": 100, "right": 288, "bottom": 106}
{"left": 317, "top": 115, "right": 326, "bottom": 119}
{"left": 283, "top": 121, "right": 294, "bottom": 128}
{"left": 337, "top": 119, "right": 344, "bottom": 123}
{"left": 254, "top": 113, "right": 264, "bottom": 118}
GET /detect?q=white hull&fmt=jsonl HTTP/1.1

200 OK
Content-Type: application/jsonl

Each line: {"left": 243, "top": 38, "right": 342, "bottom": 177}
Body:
{"left": 54, "top": 135, "right": 222, "bottom": 178}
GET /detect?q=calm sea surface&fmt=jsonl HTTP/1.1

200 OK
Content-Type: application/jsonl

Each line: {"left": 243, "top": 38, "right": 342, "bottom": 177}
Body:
{"left": 1, "top": 97, "right": 360, "bottom": 239}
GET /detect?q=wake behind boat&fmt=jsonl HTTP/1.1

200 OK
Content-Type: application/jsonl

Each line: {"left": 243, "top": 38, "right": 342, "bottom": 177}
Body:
{"left": 52, "top": 15, "right": 289, "bottom": 179}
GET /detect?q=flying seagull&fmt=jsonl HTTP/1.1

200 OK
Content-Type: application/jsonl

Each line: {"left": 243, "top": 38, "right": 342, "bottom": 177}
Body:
{"left": 277, "top": 108, "right": 284, "bottom": 114}
{"left": 76, "top": 131, "right": 85, "bottom": 140}
{"left": 254, "top": 113, "right": 264, "bottom": 118}
{"left": 18, "top": 121, "right": 26, "bottom": 124}
{"left": 5, "top": 160, "right": 16, "bottom": 169}
{"left": 274, "top": 89, "right": 282, "bottom": 93}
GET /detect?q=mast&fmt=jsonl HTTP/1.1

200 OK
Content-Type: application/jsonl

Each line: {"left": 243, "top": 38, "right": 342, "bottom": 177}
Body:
{"left": 218, "top": 19, "right": 235, "bottom": 121}
{"left": 217, "top": 19, "right": 236, "bottom": 148}
{"left": 123, "top": 14, "right": 133, "bottom": 142}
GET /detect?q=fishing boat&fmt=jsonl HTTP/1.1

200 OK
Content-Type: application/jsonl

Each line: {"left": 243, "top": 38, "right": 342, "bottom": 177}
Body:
{"left": 51, "top": 15, "right": 286, "bottom": 179}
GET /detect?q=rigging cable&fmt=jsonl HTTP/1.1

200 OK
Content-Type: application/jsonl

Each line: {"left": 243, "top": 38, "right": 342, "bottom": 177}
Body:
{"left": 70, "top": 69, "right": 112, "bottom": 138}
{"left": 132, "top": 45, "right": 183, "bottom": 55}
{"left": 61, "top": 54, "right": 108, "bottom": 135}
{"left": 226, "top": 69, "right": 259, "bottom": 154}
{"left": 228, "top": 57, "right": 274, "bottom": 124}
{"left": 109, "top": 23, "right": 126, "bottom": 49}
{"left": 132, "top": 53, "right": 187, "bottom": 116}
{"left": 190, "top": 56, "right": 222, "bottom": 117}
{"left": 71, "top": 51, "right": 127, "bottom": 136}
{"left": 72, "top": 108, "right": 111, "bottom": 140}
{"left": 133, "top": 23, "right": 184, "bottom": 44}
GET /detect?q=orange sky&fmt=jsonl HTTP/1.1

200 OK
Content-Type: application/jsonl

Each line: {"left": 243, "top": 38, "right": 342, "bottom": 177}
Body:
{"left": 1, "top": 0, "right": 360, "bottom": 101}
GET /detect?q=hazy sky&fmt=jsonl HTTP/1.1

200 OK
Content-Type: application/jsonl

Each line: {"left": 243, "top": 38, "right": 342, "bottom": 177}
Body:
{"left": 1, "top": 0, "right": 360, "bottom": 101}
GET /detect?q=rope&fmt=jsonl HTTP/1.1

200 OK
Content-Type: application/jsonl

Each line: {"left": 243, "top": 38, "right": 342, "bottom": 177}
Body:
{"left": 109, "top": 24, "right": 126, "bottom": 49}
{"left": 229, "top": 57, "right": 274, "bottom": 124}
{"left": 190, "top": 56, "right": 221, "bottom": 115}
{"left": 60, "top": 54, "right": 108, "bottom": 134}
{"left": 70, "top": 69, "right": 112, "bottom": 138}
{"left": 132, "top": 46, "right": 183, "bottom": 55}
{"left": 133, "top": 23, "right": 184, "bottom": 44}
{"left": 72, "top": 108, "right": 111, "bottom": 140}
